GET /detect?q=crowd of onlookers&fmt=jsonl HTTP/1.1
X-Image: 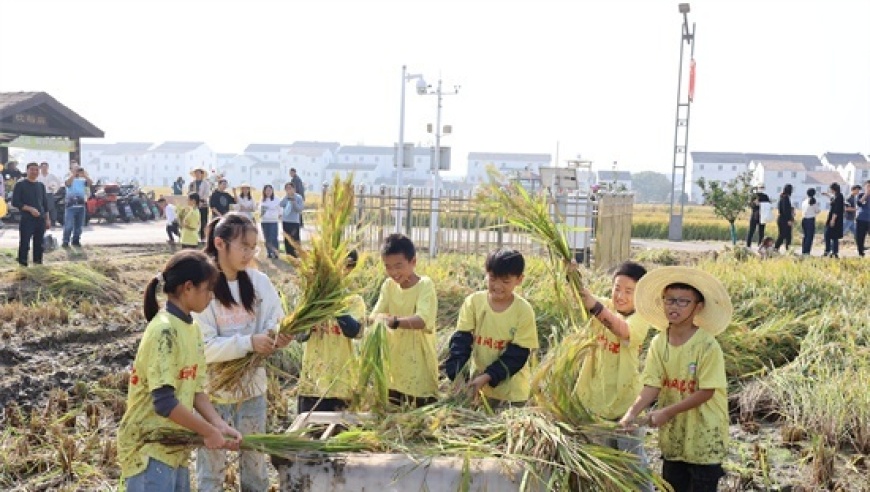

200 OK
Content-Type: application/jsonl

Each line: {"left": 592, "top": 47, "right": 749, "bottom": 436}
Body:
{"left": 749, "top": 180, "right": 870, "bottom": 259}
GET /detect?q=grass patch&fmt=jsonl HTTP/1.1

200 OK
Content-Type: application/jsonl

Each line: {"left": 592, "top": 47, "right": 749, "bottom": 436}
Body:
{"left": 9, "top": 263, "right": 123, "bottom": 304}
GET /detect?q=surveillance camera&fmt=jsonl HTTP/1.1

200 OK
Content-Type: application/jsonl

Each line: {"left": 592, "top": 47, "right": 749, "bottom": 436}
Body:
{"left": 416, "top": 78, "right": 428, "bottom": 95}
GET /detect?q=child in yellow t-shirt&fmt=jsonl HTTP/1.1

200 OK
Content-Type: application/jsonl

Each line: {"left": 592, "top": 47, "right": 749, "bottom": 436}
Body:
{"left": 117, "top": 250, "right": 241, "bottom": 490}
{"left": 443, "top": 248, "right": 538, "bottom": 407}
{"left": 298, "top": 250, "right": 367, "bottom": 412}
{"left": 620, "top": 266, "right": 732, "bottom": 492}
{"left": 178, "top": 192, "right": 201, "bottom": 249}
{"left": 370, "top": 233, "right": 438, "bottom": 408}
{"left": 575, "top": 261, "right": 652, "bottom": 491}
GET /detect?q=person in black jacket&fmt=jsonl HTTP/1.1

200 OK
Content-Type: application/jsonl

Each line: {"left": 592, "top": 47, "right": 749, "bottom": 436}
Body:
{"left": 823, "top": 183, "right": 845, "bottom": 258}
{"left": 774, "top": 184, "right": 795, "bottom": 251}
{"left": 11, "top": 162, "right": 51, "bottom": 266}
{"left": 746, "top": 185, "right": 771, "bottom": 247}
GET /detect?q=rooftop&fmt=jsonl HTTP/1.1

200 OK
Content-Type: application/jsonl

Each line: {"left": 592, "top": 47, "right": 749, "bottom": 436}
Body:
{"left": 468, "top": 152, "right": 551, "bottom": 162}
{"left": 753, "top": 160, "right": 807, "bottom": 172}
{"left": 150, "top": 141, "right": 206, "bottom": 153}
{"left": 822, "top": 152, "right": 867, "bottom": 165}
{"left": 244, "top": 143, "right": 293, "bottom": 153}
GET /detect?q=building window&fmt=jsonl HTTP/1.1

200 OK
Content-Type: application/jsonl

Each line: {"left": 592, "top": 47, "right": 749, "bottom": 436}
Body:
{"left": 792, "top": 172, "right": 797, "bottom": 178}
{"left": 863, "top": 170, "right": 869, "bottom": 179}
{"left": 699, "top": 164, "right": 704, "bottom": 170}
{"left": 344, "top": 155, "right": 349, "bottom": 162}
{"left": 374, "top": 157, "right": 379, "bottom": 163}
{"left": 241, "top": 167, "right": 246, "bottom": 173}
{"left": 732, "top": 165, "right": 737, "bottom": 171}
{"left": 717, "top": 165, "right": 723, "bottom": 171}
{"left": 311, "top": 157, "right": 315, "bottom": 163}
{"left": 777, "top": 172, "right": 783, "bottom": 178}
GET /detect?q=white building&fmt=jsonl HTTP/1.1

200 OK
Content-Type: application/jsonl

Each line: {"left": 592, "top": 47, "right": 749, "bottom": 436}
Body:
{"left": 249, "top": 159, "right": 285, "bottom": 191}
{"left": 328, "top": 146, "right": 396, "bottom": 185}
{"left": 243, "top": 144, "right": 292, "bottom": 165}
{"left": 749, "top": 160, "right": 807, "bottom": 196}
{"left": 94, "top": 142, "right": 153, "bottom": 184}
{"left": 688, "top": 152, "right": 748, "bottom": 203}
{"left": 16, "top": 149, "right": 73, "bottom": 170}
{"left": 466, "top": 152, "right": 551, "bottom": 185}
{"left": 218, "top": 154, "right": 260, "bottom": 189}
{"left": 282, "top": 141, "right": 339, "bottom": 188}
{"left": 146, "top": 141, "right": 215, "bottom": 188}
{"left": 820, "top": 152, "right": 869, "bottom": 185}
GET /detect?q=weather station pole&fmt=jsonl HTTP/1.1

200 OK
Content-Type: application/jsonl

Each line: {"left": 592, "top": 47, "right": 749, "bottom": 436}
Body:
{"left": 420, "top": 76, "right": 459, "bottom": 257}
{"left": 668, "top": 3, "right": 696, "bottom": 241}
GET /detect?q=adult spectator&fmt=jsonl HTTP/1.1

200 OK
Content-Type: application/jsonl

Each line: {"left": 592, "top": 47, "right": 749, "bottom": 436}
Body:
{"left": 746, "top": 185, "right": 771, "bottom": 247}
{"left": 209, "top": 178, "right": 236, "bottom": 218}
{"left": 855, "top": 180, "right": 870, "bottom": 258}
{"left": 188, "top": 167, "right": 211, "bottom": 241}
{"left": 62, "top": 165, "right": 92, "bottom": 248}
{"left": 279, "top": 182, "right": 304, "bottom": 257}
{"left": 844, "top": 185, "right": 860, "bottom": 238}
{"left": 800, "top": 188, "right": 821, "bottom": 257}
{"left": 37, "top": 162, "right": 63, "bottom": 226}
{"left": 2, "top": 160, "right": 22, "bottom": 182}
{"left": 774, "top": 184, "right": 794, "bottom": 251}
{"left": 172, "top": 176, "right": 185, "bottom": 196}
{"left": 823, "top": 183, "right": 844, "bottom": 258}
{"left": 11, "top": 163, "right": 50, "bottom": 266}
{"left": 290, "top": 168, "right": 305, "bottom": 228}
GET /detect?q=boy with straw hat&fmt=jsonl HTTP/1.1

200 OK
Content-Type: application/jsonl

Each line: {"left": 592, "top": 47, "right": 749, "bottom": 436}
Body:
{"left": 620, "top": 266, "right": 732, "bottom": 492}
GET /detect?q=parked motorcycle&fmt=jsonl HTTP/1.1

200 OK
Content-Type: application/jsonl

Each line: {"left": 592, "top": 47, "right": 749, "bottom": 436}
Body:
{"left": 85, "top": 183, "right": 121, "bottom": 224}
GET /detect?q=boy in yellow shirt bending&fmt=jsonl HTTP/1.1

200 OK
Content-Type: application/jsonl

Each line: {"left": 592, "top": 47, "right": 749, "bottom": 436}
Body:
{"left": 620, "top": 266, "right": 732, "bottom": 492}
{"left": 443, "top": 248, "right": 538, "bottom": 407}
{"left": 370, "top": 234, "right": 438, "bottom": 408}
{"left": 178, "top": 192, "right": 201, "bottom": 249}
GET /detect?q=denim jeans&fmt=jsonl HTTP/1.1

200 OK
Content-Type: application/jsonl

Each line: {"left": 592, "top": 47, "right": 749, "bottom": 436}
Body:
{"left": 824, "top": 225, "right": 840, "bottom": 256}
{"left": 844, "top": 219, "right": 856, "bottom": 237}
{"left": 261, "top": 221, "right": 279, "bottom": 257}
{"left": 801, "top": 217, "right": 816, "bottom": 255}
{"left": 63, "top": 205, "right": 85, "bottom": 245}
{"left": 282, "top": 221, "right": 300, "bottom": 258}
{"left": 196, "top": 395, "right": 267, "bottom": 492}
{"left": 125, "top": 458, "right": 190, "bottom": 492}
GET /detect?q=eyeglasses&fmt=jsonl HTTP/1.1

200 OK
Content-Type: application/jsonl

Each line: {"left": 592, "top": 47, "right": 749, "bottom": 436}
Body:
{"left": 661, "top": 297, "right": 696, "bottom": 308}
{"left": 233, "top": 243, "right": 260, "bottom": 256}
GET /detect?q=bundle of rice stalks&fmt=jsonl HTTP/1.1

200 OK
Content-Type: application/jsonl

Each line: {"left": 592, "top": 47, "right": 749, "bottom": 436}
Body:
{"left": 475, "top": 167, "right": 588, "bottom": 324}
{"left": 349, "top": 321, "right": 391, "bottom": 413}
{"left": 145, "top": 429, "right": 371, "bottom": 460}
{"left": 530, "top": 329, "right": 597, "bottom": 427}
{"left": 209, "top": 175, "right": 358, "bottom": 395}
{"left": 11, "top": 263, "right": 123, "bottom": 303}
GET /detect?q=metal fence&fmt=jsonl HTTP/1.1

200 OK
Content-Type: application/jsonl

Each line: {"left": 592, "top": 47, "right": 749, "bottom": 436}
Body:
{"left": 317, "top": 184, "right": 633, "bottom": 269}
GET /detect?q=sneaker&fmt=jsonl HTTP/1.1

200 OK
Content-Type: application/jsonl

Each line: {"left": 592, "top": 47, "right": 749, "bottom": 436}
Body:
{"left": 62, "top": 243, "right": 70, "bottom": 249}
{"left": 71, "top": 241, "right": 81, "bottom": 247}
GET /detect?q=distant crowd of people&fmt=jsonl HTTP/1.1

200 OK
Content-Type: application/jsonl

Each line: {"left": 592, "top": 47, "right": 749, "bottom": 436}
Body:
{"left": 747, "top": 180, "right": 870, "bottom": 259}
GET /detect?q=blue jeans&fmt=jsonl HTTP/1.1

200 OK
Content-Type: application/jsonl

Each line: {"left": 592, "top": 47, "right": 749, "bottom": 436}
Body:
{"left": 125, "top": 457, "right": 190, "bottom": 492}
{"left": 844, "top": 219, "right": 856, "bottom": 237}
{"left": 63, "top": 205, "right": 85, "bottom": 245}
{"left": 261, "top": 222, "right": 279, "bottom": 257}
{"left": 196, "top": 395, "right": 267, "bottom": 492}
{"left": 801, "top": 217, "right": 816, "bottom": 255}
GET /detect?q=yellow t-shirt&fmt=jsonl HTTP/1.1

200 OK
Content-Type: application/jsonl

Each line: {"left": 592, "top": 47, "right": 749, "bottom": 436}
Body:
{"left": 456, "top": 291, "right": 539, "bottom": 402}
{"left": 117, "top": 311, "right": 207, "bottom": 479}
{"left": 642, "top": 329, "right": 729, "bottom": 465}
{"left": 576, "top": 299, "right": 651, "bottom": 419}
{"left": 299, "top": 294, "right": 367, "bottom": 399}
{"left": 178, "top": 206, "right": 200, "bottom": 246}
{"left": 371, "top": 276, "right": 438, "bottom": 398}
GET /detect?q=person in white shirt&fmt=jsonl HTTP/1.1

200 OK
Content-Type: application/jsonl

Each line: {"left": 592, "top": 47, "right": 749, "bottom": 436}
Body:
{"left": 236, "top": 183, "right": 255, "bottom": 220}
{"left": 258, "top": 184, "right": 283, "bottom": 258}
{"left": 157, "top": 197, "right": 179, "bottom": 244}
{"left": 194, "top": 213, "right": 291, "bottom": 492}
{"left": 800, "top": 188, "right": 821, "bottom": 256}
{"left": 37, "top": 162, "right": 62, "bottom": 226}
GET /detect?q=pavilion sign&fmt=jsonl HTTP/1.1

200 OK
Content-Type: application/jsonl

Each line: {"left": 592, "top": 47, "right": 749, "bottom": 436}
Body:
{"left": 0, "top": 135, "right": 76, "bottom": 152}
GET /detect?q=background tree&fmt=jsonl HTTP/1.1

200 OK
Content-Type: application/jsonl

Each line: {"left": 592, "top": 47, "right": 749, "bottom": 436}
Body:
{"left": 632, "top": 171, "right": 671, "bottom": 203}
{"left": 696, "top": 170, "right": 754, "bottom": 245}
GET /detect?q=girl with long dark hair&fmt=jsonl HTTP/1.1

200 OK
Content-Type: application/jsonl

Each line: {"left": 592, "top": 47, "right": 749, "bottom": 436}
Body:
{"left": 774, "top": 184, "right": 794, "bottom": 251}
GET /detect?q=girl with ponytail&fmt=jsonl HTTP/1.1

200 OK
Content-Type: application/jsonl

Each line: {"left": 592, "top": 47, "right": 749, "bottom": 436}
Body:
{"left": 800, "top": 188, "right": 821, "bottom": 256}
{"left": 118, "top": 250, "right": 241, "bottom": 490}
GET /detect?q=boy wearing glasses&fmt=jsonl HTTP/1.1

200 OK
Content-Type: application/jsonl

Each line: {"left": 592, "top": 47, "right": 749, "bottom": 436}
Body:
{"left": 620, "top": 267, "right": 732, "bottom": 492}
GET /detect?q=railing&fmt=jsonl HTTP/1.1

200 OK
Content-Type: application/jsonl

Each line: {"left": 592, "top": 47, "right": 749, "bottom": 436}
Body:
{"left": 316, "top": 184, "right": 633, "bottom": 269}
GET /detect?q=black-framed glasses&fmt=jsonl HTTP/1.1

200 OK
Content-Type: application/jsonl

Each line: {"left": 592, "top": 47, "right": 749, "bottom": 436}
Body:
{"left": 662, "top": 297, "right": 695, "bottom": 308}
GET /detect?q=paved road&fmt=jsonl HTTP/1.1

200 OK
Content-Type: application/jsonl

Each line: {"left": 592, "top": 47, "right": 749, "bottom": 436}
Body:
{"left": 1, "top": 220, "right": 861, "bottom": 257}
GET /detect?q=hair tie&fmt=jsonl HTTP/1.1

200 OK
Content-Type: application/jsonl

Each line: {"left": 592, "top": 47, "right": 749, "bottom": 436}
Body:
{"left": 155, "top": 272, "right": 165, "bottom": 284}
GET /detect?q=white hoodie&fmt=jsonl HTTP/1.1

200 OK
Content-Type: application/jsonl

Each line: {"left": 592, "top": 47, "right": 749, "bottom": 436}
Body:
{"left": 195, "top": 268, "right": 285, "bottom": 402}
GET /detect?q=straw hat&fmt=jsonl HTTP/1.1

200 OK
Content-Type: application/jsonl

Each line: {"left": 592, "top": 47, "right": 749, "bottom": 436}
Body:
{"left": 190, "top": 166, "right": 207, "bottom": 176}
{"left": 634, "top": 266, "right": 733, "bottom": 336}
{"left": 238, "top": 183, "right": 251, "bottom": 188}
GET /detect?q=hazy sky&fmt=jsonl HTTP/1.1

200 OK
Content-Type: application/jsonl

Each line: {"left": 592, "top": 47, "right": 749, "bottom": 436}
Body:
{"left": 1, "top": 0, "right": 868, "bottom": 176}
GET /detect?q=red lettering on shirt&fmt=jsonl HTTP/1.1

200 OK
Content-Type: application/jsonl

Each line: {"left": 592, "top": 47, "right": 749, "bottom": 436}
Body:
{"left": 596, "top": 334, "right": 621, "bottom": 355}
{"left": 473, "top": 336, "right": 510, "bottom": 352}
{"left": 130, "top": 367, "right": 139, "bottom": 385}
{"left": 662, "top": 377, "right": 697, "bottom": 394}
{"left": 178, "top": 364, "right": 198, "bottom": 380}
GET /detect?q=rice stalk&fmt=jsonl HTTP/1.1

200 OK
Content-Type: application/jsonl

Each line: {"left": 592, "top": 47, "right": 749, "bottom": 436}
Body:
{"left": 349, "top": 321, "right": 391, "bottom": 413}
{"left": 12, "top": 263, "right": 123, "bottom": 303}
{"left": 475, "top": 166, "right": 588, "bottom": 325}
{"left": 208, "top": 175, "right": 358, "bottom": 395}
{"left": 530, "top": 329, "right": 597, "bottom": 427}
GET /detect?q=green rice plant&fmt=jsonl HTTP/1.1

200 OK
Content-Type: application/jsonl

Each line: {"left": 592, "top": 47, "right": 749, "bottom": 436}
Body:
{"left": 146, "top": 428, "right": 371, "bottom": 459}
{"left": 633, "top": 248, "right": 679, "bottom": 266}
{"left": 349, "top": 321, "right": 391, "bottom": 413}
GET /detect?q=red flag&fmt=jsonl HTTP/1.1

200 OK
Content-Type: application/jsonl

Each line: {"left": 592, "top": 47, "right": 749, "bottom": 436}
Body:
{"left": 688, "top": 58, "right": 696, "bottom": 102}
